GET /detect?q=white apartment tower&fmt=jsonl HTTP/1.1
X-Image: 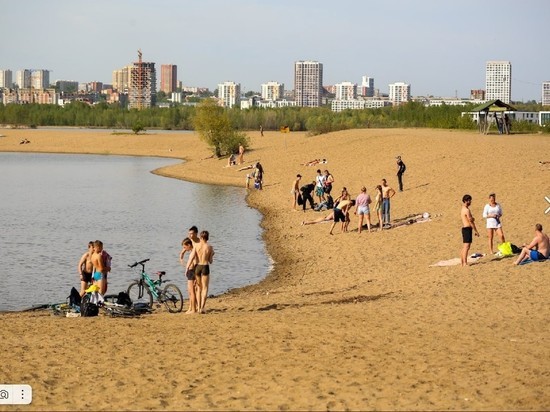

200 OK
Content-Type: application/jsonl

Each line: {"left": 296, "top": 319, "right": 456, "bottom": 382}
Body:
{"left": 485, "top": 61, "right": 512, "bottom": 103}
{"left": 0, "top": 69, "right": 13, "bottom": 88}
{"left": 112, "top": 66, "right": 132, "bottom": 92}
{"left": 294, "top": 61, "right": 323, "bottom": 107}
{"left": 389, "top": 82, "right": 411, "bottom": 105}
{"left": 31, "top": 70, "right": 50, "bottom": 89}
{"left": 335, "top": 82, "right": 357, "bottom": 100}
{"left": 360, "top": 76, "right": 374, "bottom": 97}
{"left": 261, "top": 81, "right": 284, "bottom": 101}
{"left": 218, "top": 81, "right": 241, "bottom": 108}
{"left": 542, "top": 81, "right": 550, "bottom": 106}
{"left": 15, "top": 70, "right": 32, "bottom": 88}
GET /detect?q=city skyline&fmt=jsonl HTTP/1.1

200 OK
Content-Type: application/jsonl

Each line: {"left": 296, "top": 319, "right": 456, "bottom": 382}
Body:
{"left": 1, "top": 0, "right": 549, "bottom": 102}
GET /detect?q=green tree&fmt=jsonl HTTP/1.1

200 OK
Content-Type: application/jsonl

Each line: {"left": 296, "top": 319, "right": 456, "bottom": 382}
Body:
{"left": 193, "top": 99, "right": 249, "bottom": 157}
{"left": 132, "top": 123, "right": 145, "bottom": 134}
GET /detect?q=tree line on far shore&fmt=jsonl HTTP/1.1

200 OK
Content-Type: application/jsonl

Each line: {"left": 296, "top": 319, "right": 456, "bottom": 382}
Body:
{"left": 0, "top": 100, "right": 546, "bottom": 136}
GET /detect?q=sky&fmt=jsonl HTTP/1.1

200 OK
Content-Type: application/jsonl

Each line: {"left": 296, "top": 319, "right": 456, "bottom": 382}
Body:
{"left": 1, "top": 0, "right": 549, "bottom": 101}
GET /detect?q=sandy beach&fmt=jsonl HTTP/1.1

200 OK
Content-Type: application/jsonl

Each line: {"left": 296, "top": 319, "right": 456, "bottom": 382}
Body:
{"left": 0, "top": 127, "right": 549, "bottom": 411}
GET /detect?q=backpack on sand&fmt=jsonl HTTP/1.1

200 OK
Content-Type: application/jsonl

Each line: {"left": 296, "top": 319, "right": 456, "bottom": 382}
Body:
{"left": 80, "top": 294, "right": 99, "bottom": 317}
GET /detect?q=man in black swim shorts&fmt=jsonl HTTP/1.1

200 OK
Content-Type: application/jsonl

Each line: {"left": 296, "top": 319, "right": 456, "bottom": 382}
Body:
{"left": 460, "top": 194, "right": 480, "bottom": 267}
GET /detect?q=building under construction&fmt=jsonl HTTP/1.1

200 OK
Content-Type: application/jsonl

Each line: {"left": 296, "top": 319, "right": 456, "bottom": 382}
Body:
{"left": 129, "top": 50, "right": 156, "bottom": 109}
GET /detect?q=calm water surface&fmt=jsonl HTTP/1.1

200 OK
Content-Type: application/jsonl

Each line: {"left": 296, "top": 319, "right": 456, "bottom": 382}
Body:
{"left": 0, "top": 153, "right": 271, "bottom": 311}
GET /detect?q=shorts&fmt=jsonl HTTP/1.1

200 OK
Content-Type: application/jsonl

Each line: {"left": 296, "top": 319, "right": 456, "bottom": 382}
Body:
{"left": 185, "top": 267, "right": 195, "bottom": 281}
{"left": 93, "top": 271, "right": 105, "bottom": 281}
{"left": 324, "top": 184, "right": 332, "bottom": 194}
{"left": 315, "top": 186, "right": 324, "bottom": 197}
{"left": 82, "top": 271, "right": 92, "bottom": 283}
{"left": 333, "top": 208, "right": 346, "bottom": 223}
{"left": 530, "top": 250, "right": 547, "bottom": 261}
{"left": 195, "top": 264, "right": 210, "bottom": 277}
{"left": 462, "top": 227, "right": 473, "bottom": 244}
{"left": 357, "top": 205, "right": 370, "bottom": 215}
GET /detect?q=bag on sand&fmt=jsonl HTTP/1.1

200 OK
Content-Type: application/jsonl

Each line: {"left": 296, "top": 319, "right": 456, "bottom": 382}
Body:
{"left": 68, "top": 287, "right": 81, "bottom": 307}
{"left": 80, "top": 294, "right": 99, "bottom": 317}
{"left": 116, "top": 291, "right": 133, "bottom": 307}
{"left": 297, "top": 193, "right": 303, "bottom": 206}
{"left": 497, "top": 242, "right": 514, "bottom": 257}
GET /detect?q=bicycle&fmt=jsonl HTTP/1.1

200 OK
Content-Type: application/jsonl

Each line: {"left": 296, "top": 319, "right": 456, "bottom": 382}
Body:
{"left": 127, "top": 258, "right": 184, "bottom": 313}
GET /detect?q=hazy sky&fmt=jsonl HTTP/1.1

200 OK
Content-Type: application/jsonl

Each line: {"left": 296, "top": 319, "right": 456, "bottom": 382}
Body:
{"left": 2, "top": 0, "right": 549, "bottom": 101}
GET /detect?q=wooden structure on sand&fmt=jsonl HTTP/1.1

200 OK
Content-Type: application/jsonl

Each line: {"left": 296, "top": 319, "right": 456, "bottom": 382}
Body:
{"left": 472, "top": 99, "right": 517, "bottom": 135}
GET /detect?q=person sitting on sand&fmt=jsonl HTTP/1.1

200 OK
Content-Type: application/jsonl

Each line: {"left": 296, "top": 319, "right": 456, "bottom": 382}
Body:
{"left": 513, "top": 223, "right": 549, "bottom": 265}
{"left": 225, "top": 153, "right": 237, "bottom": 167}
{"left": 314, "top": 194, "right": 334, "bottom": 212}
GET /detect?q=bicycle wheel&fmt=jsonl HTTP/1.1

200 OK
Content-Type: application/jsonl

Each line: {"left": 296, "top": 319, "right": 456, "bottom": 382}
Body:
{"left": 161, "top": 284, "right": 184, "bottom": 313}
{"left": 127, "top": 281, "right": 153, "bottom": 308}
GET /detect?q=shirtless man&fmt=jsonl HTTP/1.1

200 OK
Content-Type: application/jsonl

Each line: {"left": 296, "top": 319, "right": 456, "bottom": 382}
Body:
{"left": 460, "top": 195, "right": 480, "bottom": 267}
{"left": 329, "top": 199, "right": 355, "bottom": 235}
{"left": 513, "top": 224, "right": 550, "bottom": 265}
{"left": 91, "top": 240, "right": 111, "bottom": 294}
{"left": 291, "top": 174, "right": 302, "bottom": 210}
{"left": 180, "top": 237, "right": 198, "bottom": 313}
{"left": 77, "top": 241, "right": 94, "bottom": 297}
{"left": 238, "top": 144, "right": 245, "bottom": 165}
{"left": 188, "top": 231, "right": 214, "bottom": 314}
{"left": 381, "top": 178, "right": 396, "bottom": 227}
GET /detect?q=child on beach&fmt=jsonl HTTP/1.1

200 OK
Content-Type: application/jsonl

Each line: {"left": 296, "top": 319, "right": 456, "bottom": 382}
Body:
{"left": 180, "top": 237, "right": 198, "bottom": 314}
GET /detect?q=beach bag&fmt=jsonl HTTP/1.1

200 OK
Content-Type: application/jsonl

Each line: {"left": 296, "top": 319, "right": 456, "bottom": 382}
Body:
{"left": 116, "top": 291, "right": 133, "bottom": 307}
{"left": 297, "top": 193, "right": 303, "bottom": 206}
{"left": 81, "top": 294, "right": 99, "bottom": 317}
{"left": 511, "top": 243, "right": 522, "bottom": 254}
{"left": 497, "top": 242, "right": 514, "bottom": 257}
{"left": 68, "top": 287, "right": 81, "bottom": 307}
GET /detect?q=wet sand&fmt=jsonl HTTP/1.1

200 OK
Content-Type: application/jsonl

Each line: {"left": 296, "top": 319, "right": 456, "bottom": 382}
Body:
{"left": 0, "top": 127, "right": 549, "bottom": 411}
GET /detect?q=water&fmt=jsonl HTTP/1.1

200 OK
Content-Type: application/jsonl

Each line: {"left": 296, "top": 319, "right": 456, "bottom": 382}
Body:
{"left": 0, "top": 152, "right": 271, "bottom": 311}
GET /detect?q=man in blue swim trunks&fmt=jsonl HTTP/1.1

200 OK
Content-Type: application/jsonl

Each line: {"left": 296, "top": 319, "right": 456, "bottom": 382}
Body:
{"left": 513, "top": 224, "right": 550, "bottom": 265}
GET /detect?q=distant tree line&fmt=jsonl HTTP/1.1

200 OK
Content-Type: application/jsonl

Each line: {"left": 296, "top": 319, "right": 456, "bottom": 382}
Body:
{"left": 0, "top": 101, "right": 546, "bottom": 135}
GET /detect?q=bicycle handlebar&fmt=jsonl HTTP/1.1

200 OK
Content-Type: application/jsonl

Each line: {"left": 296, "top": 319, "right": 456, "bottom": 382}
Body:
{"left": 128, "top": 258, "right": 150, "bottom": 268}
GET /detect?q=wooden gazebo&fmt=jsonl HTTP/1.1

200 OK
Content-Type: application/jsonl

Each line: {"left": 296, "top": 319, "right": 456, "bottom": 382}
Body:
{"left": 472, "top": 99, "right": 517, "bottom": 135}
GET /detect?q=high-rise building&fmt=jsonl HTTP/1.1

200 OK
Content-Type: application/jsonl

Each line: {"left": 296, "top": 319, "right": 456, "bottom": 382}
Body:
{"left": 335, "top": 82, "right": 357, "bottom": 100}
{"left": 217, "top": 81, "right": 241, "bottom": 108}
{"left": 112, "top": 66, "right": 132, "bottom": 92}
{"left": 542, "top": 81, "right": 550, "bottom": 106}
{"left": 294, "top": 61, "right": 323, "bottom": 107}
{"left": 129, "top": 51, "right": 157, "bottom": 109}
{"left": 389, "top": 82, "right": 411, "bottom": 105}
{"left": 31, "top": 70, "right": 50, "bottom": 89}
{"left": 485, "top": 61, "right": 511, "bottom": 103}
{"left": 160, "top": 64, "right": 177, "bottom": 94}
{"left": 15, "top": 70, "right": 32, "bottom": 88}
{"left": 0, "top": 69, "right": 13, "bottom": 88}
{"left": 261, "top": 81, "right": 284, "bottom": 101}
{"left": 360, "top": 76, "right": 374, "bottom": 97}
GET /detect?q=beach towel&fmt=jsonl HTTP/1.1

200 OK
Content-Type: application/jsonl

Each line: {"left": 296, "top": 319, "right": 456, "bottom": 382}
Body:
{"left": 430, "top": 253, "right": 485, "bottom": 267}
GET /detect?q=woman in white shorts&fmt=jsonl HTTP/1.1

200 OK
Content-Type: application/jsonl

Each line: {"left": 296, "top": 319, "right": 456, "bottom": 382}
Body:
{"left": 482, "top": 193, "right": 505, "bottom": 254}
{"left": 354, "top": 186, "right": 372, "bottom": 233}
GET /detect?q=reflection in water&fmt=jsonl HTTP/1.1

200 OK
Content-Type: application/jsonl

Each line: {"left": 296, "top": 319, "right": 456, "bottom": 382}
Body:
{"left": 0, "top": 153, "right": 271, "bottom": 311}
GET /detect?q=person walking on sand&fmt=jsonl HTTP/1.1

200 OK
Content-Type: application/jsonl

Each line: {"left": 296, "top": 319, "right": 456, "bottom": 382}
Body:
{"left": 291, "top": 174, "right": 302, "bottom": 210}
{"left": 513, "top": 224, "right": 549, "bottom": 265}
{"left": 238, "top": 144, "right": 245, "bottom": 165}
{"left": 189, "top": 230, "right": 214, "bottom": 314}
{"left": 396, "top": 156, "right": 406, "bottom": 192}
{"left": 381, "top": 178, "right": 396, "bottom": 228}
{"left": 91, "top": 240, "right": 111, "bottom": 295}
{"left": 180, "top": 237, "right": 198, "bottom": 314}
{"left": 354, "top": 186, "right": 372, "bottom": 233}
{"left": 460, "top": 194, "right": 480, "bottom": 267}
{"left": 77, "top": 241, "right": 94, "bottom": 297}
{"left": 482, "top": 193, "right": 505, "bottom": 254}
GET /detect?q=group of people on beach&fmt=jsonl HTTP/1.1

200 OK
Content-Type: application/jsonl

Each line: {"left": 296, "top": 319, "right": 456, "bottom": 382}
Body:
{"left": 179, "top": 226, "right": 215, "bottom": 314}
{"left": 77, "top": 240, "right": 112, "bottom": 297}
{"left": 294, "top": 156, "right": 406, "bottom": 235}
{"left": 460, "top": 193, "right": 549, "bottom": 267}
